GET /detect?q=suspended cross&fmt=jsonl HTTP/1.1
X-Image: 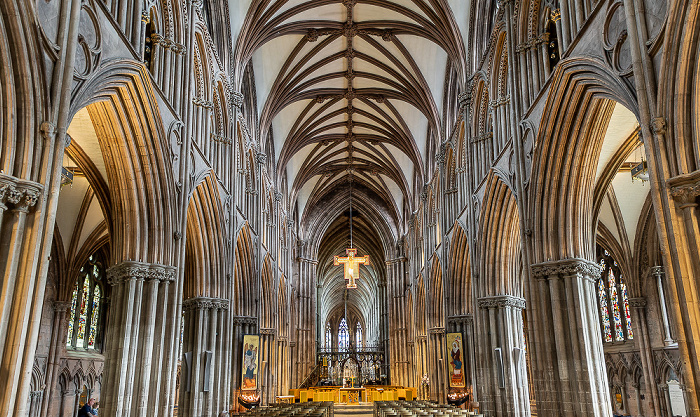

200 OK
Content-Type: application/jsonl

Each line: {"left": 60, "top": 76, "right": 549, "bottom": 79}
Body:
{"left": 334, "top": 248, "right": 370, "bottom": 289}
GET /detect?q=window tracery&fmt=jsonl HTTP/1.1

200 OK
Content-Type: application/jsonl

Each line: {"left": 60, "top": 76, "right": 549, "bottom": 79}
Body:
{"left": 597, "top": 247, "right": 633, "bottom": 343}
{"left": 355, "top": 322, "right": 363, "bottom": 348}
{"left": 338, "top": 318, "right": 349, "bottom": 351}
{"left": 67, "top": 256, "right": 104, "bottom": 350}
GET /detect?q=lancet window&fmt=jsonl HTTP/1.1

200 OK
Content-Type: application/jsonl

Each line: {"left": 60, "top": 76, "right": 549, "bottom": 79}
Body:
{"left": 355, "top": 322, "right": 363, "bottom": 348}
{"left": 338, "top": 318, "right": 349, "bottom": 351}
{"left": 326, "top": 322, "right": 332, "bottom": 349}
{"left": 596, "top": 247, "right": 634, "bottom": 343}
{"left": 67, "top": 256, "right": 104, "bottom": 350}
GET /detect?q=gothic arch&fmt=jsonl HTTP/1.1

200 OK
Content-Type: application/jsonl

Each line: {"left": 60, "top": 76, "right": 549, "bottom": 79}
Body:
{"left": 69, "top": 61, "right": 178, "bottom": 265}
{"left": 233, "top": 223, "right": 256, "bottom": 317}
{"left": 477, "top": 174, "right": 522, "bottom": 298}
{"left": 447, "top": 223, "right": 471, "bottom": 317}
{"left": 530, "top": 57, "right": 638, "bottom": 263}
{"left": 184, "top": 174, "right": 227, "bottom": 299}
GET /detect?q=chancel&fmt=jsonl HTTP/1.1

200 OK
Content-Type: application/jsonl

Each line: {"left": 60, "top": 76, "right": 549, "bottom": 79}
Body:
{"left": 1, "top": 1, "right": 700, "bottom": 417}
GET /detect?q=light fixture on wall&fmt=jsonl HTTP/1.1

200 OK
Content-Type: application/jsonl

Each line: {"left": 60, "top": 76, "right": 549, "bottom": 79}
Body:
{"left": 334, "top": 175, "right": 370, "bottom": 289}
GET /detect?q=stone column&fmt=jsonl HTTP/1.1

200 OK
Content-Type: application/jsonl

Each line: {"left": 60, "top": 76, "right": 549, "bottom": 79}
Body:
{"left": 180, "top": 297, "right": 229, "bottom": 417}
{"left": 0, "top": 176, "right": 43, "bottom": 414}
{"left": 629, "top": 296, "right": 662, "bottom": 416}
{"left": 40, "top": 300, "right": 72, "bottom": 417}
{"left": 259, "top": 328, "right": 276, "bottom": 404}
{"left": 101, "top": 261, "right": 177, "bottom": 417}
{"left": 60, "top": 389, "right": 74, "bottom": 417}
{"left": 650, "top": 266, "right": 675, "bottom": 346}
{"left": 529, "top": 259, "right": 611, "bottom": 417}
{"left": 292, "top": 243, "right": 317, "bottom": 387}
{"left": 475, "top": 296, "right": 530, "bottom": 417}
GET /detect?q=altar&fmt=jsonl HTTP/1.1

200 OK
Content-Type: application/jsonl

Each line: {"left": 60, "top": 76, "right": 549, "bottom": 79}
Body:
{"left": 339, "top": 387, "right": 366, "bottom": 403}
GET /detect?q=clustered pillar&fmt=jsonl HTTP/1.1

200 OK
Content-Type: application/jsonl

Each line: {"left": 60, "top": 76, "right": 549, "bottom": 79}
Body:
{"left": 101, "top": 261, "right": 178, "bottom": 417}
{"left": 475, "top": 296, "right": 529, "bottom": 417}
{"left": 528, "top": 259, "right": 611, "bottom": 417}
{"left": 180, "top": 296, "right": 230, "bottom": 417}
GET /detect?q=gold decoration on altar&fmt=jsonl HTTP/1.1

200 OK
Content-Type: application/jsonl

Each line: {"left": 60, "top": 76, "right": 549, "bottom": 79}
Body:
{"left": 334, "top": 248, "right": 369, "bottom": 288}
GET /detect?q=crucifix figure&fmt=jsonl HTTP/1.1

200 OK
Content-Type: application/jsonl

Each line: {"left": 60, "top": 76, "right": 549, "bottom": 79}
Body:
{"left": 334, "top": 248, "right": 370, "bottom": 288}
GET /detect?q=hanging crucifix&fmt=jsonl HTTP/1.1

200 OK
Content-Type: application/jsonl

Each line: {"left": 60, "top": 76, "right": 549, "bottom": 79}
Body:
{"left": 334, "top": 248, "right": 370, "bottom": 288}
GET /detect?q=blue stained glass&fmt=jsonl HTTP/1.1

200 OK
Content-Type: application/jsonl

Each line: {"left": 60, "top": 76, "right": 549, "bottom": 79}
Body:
{"left": 608, "top": 269, "right": 624, "bottom": 341}
{"left": 88, "top": 285, "right": 100, "bottom": 348}
{"left": 338, "top": 318, "right": 349, "bottom": 350}
{"left": 598, "top": 279, "right": 612, "bottom": 342}
{"left": 67, "top": 284, "right": 78, "bottom": 345}
{"left": 621, "top": 282, "right": 634, "bottom": 339}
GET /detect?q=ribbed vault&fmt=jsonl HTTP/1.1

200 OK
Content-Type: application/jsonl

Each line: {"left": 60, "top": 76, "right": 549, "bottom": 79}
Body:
{"left": 234, "top": 0, "right": 467, "bottom": 231}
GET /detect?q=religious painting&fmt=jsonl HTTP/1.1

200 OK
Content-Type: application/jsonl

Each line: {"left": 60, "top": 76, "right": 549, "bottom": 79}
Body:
{"left": 447, "top": 333, "right": 465, "bottom": 388}
{"left": 241, "top": 335, "right": 260, "bottom": 391}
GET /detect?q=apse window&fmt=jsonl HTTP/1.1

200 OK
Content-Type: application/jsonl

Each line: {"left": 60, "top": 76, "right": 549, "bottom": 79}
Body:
{"left": 338, "top": 318, "right": 349, "bottom": 351}
{"left": 597, "top": 247, "right": 634, "bottom": 343}
{"left": 67, "top": 256, "right": 104, "bottom": 351}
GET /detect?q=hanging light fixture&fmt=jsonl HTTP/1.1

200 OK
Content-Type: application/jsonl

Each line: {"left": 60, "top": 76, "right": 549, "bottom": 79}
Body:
{"left": 631, "top": 143, "right": 650, "bottom": 183}
{"left": 334, "top": 176, "right": 370, "bottom": 289}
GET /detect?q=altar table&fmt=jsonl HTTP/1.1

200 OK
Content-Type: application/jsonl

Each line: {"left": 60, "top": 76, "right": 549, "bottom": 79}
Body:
{"left": 339, "top": 387, "right": 366, "bottom": 403}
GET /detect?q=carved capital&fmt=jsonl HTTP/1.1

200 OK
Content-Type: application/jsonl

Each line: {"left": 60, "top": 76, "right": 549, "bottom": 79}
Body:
{"left": 107, "top": 261, "right": 177, "bottom": 285}
{"left": 183, "top": 296, "right": 229, "bottom": 311}
{"left": 0, "top": 173, "right": 43, "bottom": 212}
{"left": 477, "top": 295, "right": 526, "bottom": 310}
{"left": 668, "top": 170, "right": 700, "bottom": 206}
{"left": 628, "top": 297, "right": 647, "bottom": 308}
{"left": 429, "top": 327, "right": 445, "bottom": 335}
{"left": 53, "top": 301, "right": 72, "bottom": 312}
{"left": 530, "top": 258, "right": 602, "bottom": 281}
{"left": 447, "top": 314, "right": 473, "bottom": 325}
{"left": 260, "top": 328, "right": 276, "bottom": 336}
{"left": 232, "top": 315, "right": 257, "bottom": 326}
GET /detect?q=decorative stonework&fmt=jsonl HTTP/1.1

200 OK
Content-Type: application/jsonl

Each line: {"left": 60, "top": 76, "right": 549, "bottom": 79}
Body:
{"left": 232, "top": 316, "right": 257, "bottom": 326}
{"left": 668, "top": 170, "right": 700, "bottom": 205}
{"left": 530, "top": 258, "right": 602, "bottom": 280}
{"left": 106, "top": 261, "right": 177, "bottom": 285}
{"left": 231, "top": 91, "right": 244, "bottom": 110}
{"left": 0, "top": 173, "right": 43, "bottom": 212}
{"left": 628, "top": 297, "right": 647, "bottom": 308}
{"left": 260, "top": 328, "right": 276, "bottom": 336}
{"left": 476, "top": 295, "right": 526, "bottom": 310}
{"left": 447, "top": 314, "right": 473, "bottom": 325}
{"left": 182, "top": 297, "right": 229, "bottom": 311}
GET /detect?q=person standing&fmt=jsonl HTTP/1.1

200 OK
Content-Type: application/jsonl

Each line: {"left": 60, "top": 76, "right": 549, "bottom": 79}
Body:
{"left": 78, "top": 398, "right": 98, "bottom": 417}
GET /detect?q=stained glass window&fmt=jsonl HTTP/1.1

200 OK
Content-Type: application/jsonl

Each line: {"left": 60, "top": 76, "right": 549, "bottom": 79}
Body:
{"left": 67, "top": 256, "right": 104, "bottom": 351}
{"left": 326, "top": 323, "right": 332, "bottom": 349}
{"left": 596, "top": 247, "right": 634, "bottom": 343}
{"left": 338, "top": 318, "right": 349, "bottom": 351}
{"left": 356, "top": 322, "right": 363, "bottom": 348}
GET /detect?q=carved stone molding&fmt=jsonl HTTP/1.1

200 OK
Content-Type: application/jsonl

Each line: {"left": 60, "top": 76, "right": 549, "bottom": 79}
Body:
{"left": 53, "top": 301, "right": 72, "bottom": 312}
{"left": 0, "top": 173, "right": 43, "bottom": 212}
{"left": 182, "top": 296, "right": 229, "bottom": 311}
{"left": 668, "top": 170, "right": 700, "bottom": 206}
{"left": 232, "top": 316, "right": 257, "bottom": 326}
{"left": 530, "top": 258, "right": 602, "bottom": 280}
{"left": 260, "top": 328, "right": 276, "bottom": 336}
{"left": 429, "top": 327, "right": 446, "bottom": 335}
{"left": 477, "top": 295, "right": 526, "bottom": 310}
{"left": 447, "top": 314, "right": 473, "bottom": 325}
{"left": 628, "top": 297, "right": 647, "bottom": 308}
{"left": 106, "top": 261, "right": 177, "bottom": 285}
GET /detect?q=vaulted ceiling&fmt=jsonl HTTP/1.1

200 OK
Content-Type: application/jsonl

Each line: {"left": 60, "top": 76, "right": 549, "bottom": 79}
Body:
{"left": 232, "top": 0, "right": 468, "bottom": 334}
{"left": 233, "top": 0, "right": 468, "bottom": 235}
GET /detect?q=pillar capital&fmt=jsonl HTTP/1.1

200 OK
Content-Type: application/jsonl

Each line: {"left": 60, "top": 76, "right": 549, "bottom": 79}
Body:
{"left": 447, "top": 314, "right": 473, "bottom": 325}
{"left": 232, "top": 315, "right": 257, "bottom": 326}
{"left": 183, "top": 296, "right": 229, "bottom": 311}
{"left": 106, "top": 261, "right": 177, "bottom": 285}
{"left": 530, "top": 258, "right": 601, "bottom": 281}
{"left": 628, "top": 297, "right": 647, "bottom": 308}
{"left": 0, "top": 173, "right": 43, "bottom": 212}
{"left": 668, "top": 170, "right": 700, "bottom": 206}
{"left": 476, "top": 295, "right": 526, "bottom": 309}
